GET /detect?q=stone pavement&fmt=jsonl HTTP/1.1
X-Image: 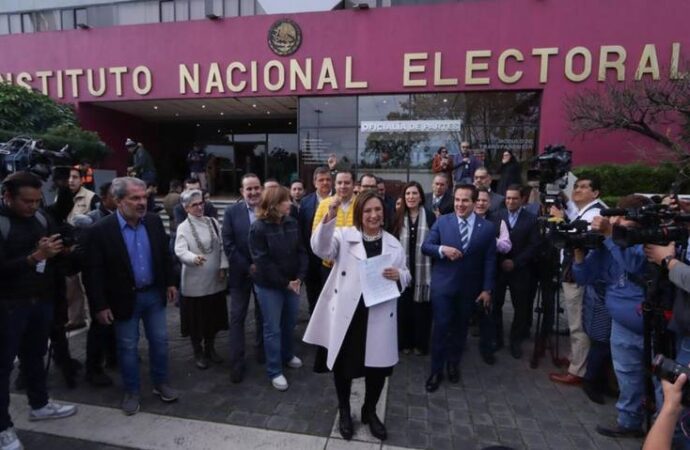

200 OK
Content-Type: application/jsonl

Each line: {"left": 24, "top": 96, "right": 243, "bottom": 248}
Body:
{"left": 8, "top": 293, "right": 645, "bottom": 449}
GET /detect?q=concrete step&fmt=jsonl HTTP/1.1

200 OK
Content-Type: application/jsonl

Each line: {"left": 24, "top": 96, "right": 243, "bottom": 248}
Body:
{"left": 156, "top": 198, "right": 238, "bottom": 233}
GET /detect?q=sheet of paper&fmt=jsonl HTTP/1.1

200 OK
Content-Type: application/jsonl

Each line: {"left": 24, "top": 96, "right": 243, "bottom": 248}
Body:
{"left": 359, "top": 253, "right": 400, "bottom": 307}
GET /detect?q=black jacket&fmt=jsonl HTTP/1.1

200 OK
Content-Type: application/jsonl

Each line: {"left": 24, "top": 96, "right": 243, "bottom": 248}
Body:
{"left": 85, "top": 212, "right": 174, "bottom": 320}
{"left": 0, "top": 203, "right": 59, "bottom": 302}
{"left": 248, "top": 215, "right": 308, "bottom": 289}
{"left": 497, "top": 208, "right": 540, "bottom": 271}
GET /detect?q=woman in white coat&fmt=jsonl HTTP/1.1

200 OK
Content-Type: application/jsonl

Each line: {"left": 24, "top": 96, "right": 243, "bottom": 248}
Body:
{"left": 304, "top": 190, "right": 410, "bottom": 442}
{"left": 174, "top": 189, "right": 229, "bottom": 370}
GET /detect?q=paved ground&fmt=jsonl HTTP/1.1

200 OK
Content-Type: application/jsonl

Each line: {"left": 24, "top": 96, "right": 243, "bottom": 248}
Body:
{"left": 8, "top": 293, "right": 645, "bottom": 449}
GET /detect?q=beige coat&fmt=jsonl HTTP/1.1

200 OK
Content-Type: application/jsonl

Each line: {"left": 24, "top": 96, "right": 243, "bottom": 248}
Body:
{"left": 303, "top": 218, "right": 410, "bottom": 370}
{"left": 67, "top": 186, "right": 96, "bottom": 225}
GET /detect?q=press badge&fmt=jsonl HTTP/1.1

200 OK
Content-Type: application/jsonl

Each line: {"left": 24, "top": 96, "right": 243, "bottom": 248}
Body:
{"left": 36, "top": 260, "right": 46, "bottom": 273}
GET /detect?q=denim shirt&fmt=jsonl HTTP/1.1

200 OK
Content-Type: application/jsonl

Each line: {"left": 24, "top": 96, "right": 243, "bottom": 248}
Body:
{"left": 116, "top": 211, "right": 154, "bottom": 289}
{"left": 572, "top": 238, "right": 646, "bottom": 334}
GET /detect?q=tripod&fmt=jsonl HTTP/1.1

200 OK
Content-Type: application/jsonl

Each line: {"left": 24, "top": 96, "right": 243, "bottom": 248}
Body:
{"left": 530, "top": 242, "right": 569, "bottom": 369}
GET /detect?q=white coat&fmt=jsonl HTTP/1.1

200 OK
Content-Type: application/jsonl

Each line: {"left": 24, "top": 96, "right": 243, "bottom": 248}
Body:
{"left": 303, "top": 218, "right": 411, "bottom": 370}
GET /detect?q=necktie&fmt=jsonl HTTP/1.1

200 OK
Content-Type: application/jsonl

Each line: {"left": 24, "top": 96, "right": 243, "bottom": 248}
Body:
{"left": 459, "top": 219, "right": 468, "bottom": 251}
{"left": 509, "top": 212, "right": 518, "bottom": 228}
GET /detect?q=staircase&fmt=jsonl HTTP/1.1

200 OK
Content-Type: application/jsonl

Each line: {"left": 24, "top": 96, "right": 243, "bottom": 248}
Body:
{"left": 156, "top": 197, "right": 238, "bottom": 233}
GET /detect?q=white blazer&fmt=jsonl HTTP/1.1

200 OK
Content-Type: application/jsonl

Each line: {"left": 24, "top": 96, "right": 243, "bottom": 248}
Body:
{"left": 303, "top": 218, "right": 411, "bottom": 370}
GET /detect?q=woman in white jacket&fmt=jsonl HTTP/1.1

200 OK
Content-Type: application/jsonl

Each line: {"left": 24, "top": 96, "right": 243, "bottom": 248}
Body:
{"left": 304, "top": 190, "right": 410, "bottom": 442}
{"left": 174, "top": 189, "right": 228, "bottom": 370}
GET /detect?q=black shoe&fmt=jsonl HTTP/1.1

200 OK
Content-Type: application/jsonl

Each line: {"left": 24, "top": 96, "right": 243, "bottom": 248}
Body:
{"left": 85, "top": 370, "right": 114, "bottom": 387}
{"left": 205, "top": 346, "right": 223, "bottom": 364}
{"left": 425, "top": 372, "right": 443, "bottom": 392}
{"left": 447, "top": 363, "right": 460, "bottom": 383}
{"left": 481, "top": 352, "right": 496, "bottom": 365}
{"left": 583, "top": 381, "right": 605, "bottom": 405}
{"left": 230, "top": 366, "right": 244, "bottom": 383}
{"left": 510, "top": 342, "right": 523, "bottom": 360}
{"left": 194, "top": 352, "right": 209, "bottom": 370}
{"left": 595, "top": 424, "right": 644, "bottom": 438}
{"left": 361, "top": 405, "right": 387, "bottom": 441}
{"left": 338, "top": 407, "right": 353, "bottom": 440}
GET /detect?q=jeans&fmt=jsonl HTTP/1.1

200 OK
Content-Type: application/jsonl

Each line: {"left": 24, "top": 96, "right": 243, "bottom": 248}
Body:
{"left": 0, "top": 299, "right": 53, "bottom": 432}
{"left": 113, "top": 289, "right": 168, "bottom": 394}
{"left": 254, "top": 285, "right": 299, "bottom": 379}
{"left": 430, "top": 293, "right": 493, "bottom": 374}
{"left": 609, "top": 321, "right": 645, "bottom": 429}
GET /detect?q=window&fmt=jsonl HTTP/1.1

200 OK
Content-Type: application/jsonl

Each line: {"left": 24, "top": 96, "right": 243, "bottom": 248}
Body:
{"left": 75, "top": 8, "right": 87, "bottom": 26}
{"left": 9, "top": 14, "right": 21, "bottom": 34}
{"left": 240, "top": 0, "right": 254, "bottom": 16}
{"left": 0, "top": 15, "right": 9, "bottom": 35}
{"left": 206, "top": 0, "right": 223, "bottom": 16}
{"left": 224, "top": 0, "right": 239, "bottom": 17}
{"left": 61, "top": 9, "right": 75, "bottom": 30}
{"left": 21, "top": 13, "right": 34, "bottom": 33}
{"left": 175, "top": 0, "right": 189, "bottom": 20}
{"left": 161, "top": 0, "right": 175, "bottom": 22}
{"left": 190, "top": 0, "right": 205, "bottom": 19}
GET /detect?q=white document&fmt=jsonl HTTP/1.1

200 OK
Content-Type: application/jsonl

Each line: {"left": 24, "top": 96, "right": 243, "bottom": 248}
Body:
{"left": 359, "top": 253, "right": 400, "bottom": 307}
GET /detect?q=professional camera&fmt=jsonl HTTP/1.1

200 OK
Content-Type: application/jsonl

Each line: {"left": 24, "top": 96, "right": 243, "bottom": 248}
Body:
{"left": 652, "top": 354, "right": 690, "bottom": 407}
{"left": 601, "top": 204, "right": 690, "bottom": 247}
{"left": 0, "top": 136, "right": 72, "bottom": 181}
{"left": 527, "top": 145, "right": 572, "bottom": 207}
{"left": 548, "top": 219, "right": 605, "bottom": 250}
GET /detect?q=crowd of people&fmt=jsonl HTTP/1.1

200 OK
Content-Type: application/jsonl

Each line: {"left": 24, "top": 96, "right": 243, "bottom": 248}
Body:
{"left": 3, "top": 140, "right": 690, "bottom": 449}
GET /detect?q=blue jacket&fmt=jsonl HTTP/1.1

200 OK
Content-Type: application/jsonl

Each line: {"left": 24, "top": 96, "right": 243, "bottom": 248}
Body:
{"left": 221, "top": 201, "right": 252, "bottom": 289}
{"left": 572, "top": 238, "right": 646, "bottom": 334}
{"left": 422, "top": 213, "right": 496, "bottom": 299}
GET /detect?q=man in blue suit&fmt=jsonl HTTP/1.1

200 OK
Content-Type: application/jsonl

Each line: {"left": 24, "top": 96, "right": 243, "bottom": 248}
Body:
{"left": 297, "top": 167, "right": 332, "bottom": 314}
{"left": 422, "top": 184, "right": 497, "bottom": 392}
{"left": 222, "top": 173, "right": 264, "bottom": 383}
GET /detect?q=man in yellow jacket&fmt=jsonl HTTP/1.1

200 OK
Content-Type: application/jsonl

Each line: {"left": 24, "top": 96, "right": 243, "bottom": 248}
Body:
{"left": 312, "top": 170, "right": 356, "bottom": 282}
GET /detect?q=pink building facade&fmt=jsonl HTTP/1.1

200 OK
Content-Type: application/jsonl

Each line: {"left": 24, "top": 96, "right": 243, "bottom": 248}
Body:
{"left": 0, "top": 0, "right": 687, "bottom": 188}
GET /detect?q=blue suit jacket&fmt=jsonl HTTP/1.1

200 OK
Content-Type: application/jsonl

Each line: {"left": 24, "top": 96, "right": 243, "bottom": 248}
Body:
{"left": 422, "top": 213, "right": 497, "bottom": 299}
{"left": 222, "top": 201, "right": 252, "bottom": 288}
{"left": 298, "top": 193, "right": 319, "bottom": 260}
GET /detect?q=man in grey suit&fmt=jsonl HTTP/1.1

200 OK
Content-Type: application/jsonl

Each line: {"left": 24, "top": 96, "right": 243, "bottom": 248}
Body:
{"left": 473, "top": 167, "right": 505, "bottom": 214}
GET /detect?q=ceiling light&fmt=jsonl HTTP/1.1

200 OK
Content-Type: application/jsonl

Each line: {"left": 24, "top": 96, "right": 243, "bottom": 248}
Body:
{"left": 175, "top": 113, "right": 179, "bottom": 117}
{"left": 220, "top": 112, "right": 224, "bottom": 116}
{"left": 153, "top": 105, "right": 158, "bottom": 110}
{"left": 252, "top": 104, "right": 257, "bottom": 108}
{"left": 288, "top": 121, "right": 292, "bottom": 125}
{"left": 248, "top": 122, "right": 252, "bottom": 126}
{"left": 196, "top": 123, "right": 200, "bottom": 127}
{"left": 217, "top": 129, "right": 221, "bottom": 133}
{"left": 382, "top": 99, "right": 387, "bottom": 104}
{"left": 266, "top": 111, "right": 271, "bottom": 115}
{"left": 443, "top": 98, "right": 448, "bottom": 103}
{"left": 201, "top": 104, "right": 206, "bottom": 109}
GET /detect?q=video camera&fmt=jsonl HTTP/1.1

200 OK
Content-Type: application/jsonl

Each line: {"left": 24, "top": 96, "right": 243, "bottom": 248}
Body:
{"left": 0, "top": 137, "right": 73, "bottom": 182}
{"left": 652, "top": 354, "right": 690, "bottom": 407}
{"left": 547, "top": 219, "right": 605, "bottom": 250}
{"left": 527, "top": 144, "right": 572, "bottom": 208}
{"left": 601, "top": 203, "right": 690, "bottom": 247}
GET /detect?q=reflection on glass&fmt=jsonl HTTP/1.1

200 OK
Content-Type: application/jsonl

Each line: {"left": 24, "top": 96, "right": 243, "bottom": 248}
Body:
{"left": 267, "top": 134, "right": 298, "bottom": 185}
{"left": 0, "top": 15, "right": 9, "bottom": 35}
{"left": 61, "top": 10, "right": 75, "bottom": 30}
{"left": 299, "top": 97, "right": 357, "bottom": 128}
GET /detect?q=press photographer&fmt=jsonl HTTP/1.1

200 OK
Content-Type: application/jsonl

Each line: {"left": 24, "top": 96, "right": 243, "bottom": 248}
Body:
{"left": 571, "top": 195, "right": 652, "bottom": 438}
{"left": 548, "top": 174, "right": 607, "bottom": 387}
{"left": 0, "top": 171, "right": 77, "bottom": 450}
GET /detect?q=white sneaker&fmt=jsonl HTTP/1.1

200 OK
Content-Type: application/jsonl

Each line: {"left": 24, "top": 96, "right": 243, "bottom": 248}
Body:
{"left": 0, "top": 427, "right": 23, "bottom": 450}
{"left": 271, "top": 375, "right": 289, "bottom": 391}
{"left": 286, "top": 356, "right": 303, "bottom": 369}
{"left": 29, "top": 401, "right": 77, "bottom": 421}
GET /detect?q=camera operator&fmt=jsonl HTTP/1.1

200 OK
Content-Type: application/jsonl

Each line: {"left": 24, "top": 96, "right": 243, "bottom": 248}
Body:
{"left": 549, "top": 174, "right": 606, "bottom": 386}
{"left": 0, "top": 172, "right": 77, "bottom": 450}
{"left": 572, "top": 195, "right": 652, "bottom": 438}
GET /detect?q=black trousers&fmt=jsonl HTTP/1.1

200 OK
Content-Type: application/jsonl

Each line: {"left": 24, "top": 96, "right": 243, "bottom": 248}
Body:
{"left": 86, "top": 321, "right": 117, "bottom": 373}
{"left": 397, "top": 289, "right": 431, "bottom": 353}
{"left": 493, "top": 268, "right": 533, "bottom": 344}
{"left": 333, "top": 369, "right": 386, "bottom": 412}
{"left": 584, "top": 339, "right": 612, "bottom": 388}
{"left": 305, "top": 259, "right": 323, "bottom": 315}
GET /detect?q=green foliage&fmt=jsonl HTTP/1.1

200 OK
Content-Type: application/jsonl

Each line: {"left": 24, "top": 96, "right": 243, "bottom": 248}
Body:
{"left": 573, "top": 163, "right": 683, "bottom": 198}
{"left": 0, "top": 83, "right": 110, "bottom": 163}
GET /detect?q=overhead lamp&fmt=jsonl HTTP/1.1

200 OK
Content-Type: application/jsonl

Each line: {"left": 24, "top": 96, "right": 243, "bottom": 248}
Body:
{"left": 76, "top": 23, "right": 90, "bottom": 30}
{"left": 353, "top": 3, "right": 370, "bottom": 10}
{"left": 206, "top": 13, "right": 221, "bottom": 20}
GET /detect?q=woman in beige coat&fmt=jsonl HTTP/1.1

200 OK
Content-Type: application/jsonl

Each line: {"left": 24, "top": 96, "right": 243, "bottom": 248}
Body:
{"left": 304, "top": 190, "right": 410, "bottom": 442}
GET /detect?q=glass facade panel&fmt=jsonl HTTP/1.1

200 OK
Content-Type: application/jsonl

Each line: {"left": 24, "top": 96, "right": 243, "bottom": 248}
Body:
{"left": 267, "top": 134, "right": 299, "bottom": 184}
{"left": 224, "top": 0, "right": 240, "bottom": 16}
{"left": 0, "top": 15, "right": 8, "bottom": 35}
{"left": 206, "top": 0, "right": 223, "bottom": 16}
{"left": 175, "top": 0, "right": 189, "bottom": 20}
{"left": 299, "top": 126, "right": 356, "bottom": 189}
{"left": 117, "top": 2, "right": 159, "bottom": 25}
{"left": 190, "top": 0, "right": 205, "bottom": 19}
{"left": 88, "top": 5, "right": 115, "bottom": 28}
{"left": 61, "top": 9, "right": 75, "bottom": 30}
{"left": 299, "top": 96, "right": 357, "bottom": 128}
{"left": 75, "top": 8, "right": 87, "bottom": 26}
{"left": 161, "top": 0, "right": 175, "bottom": 22}
{"left": 22, "top": 14, "right": 34, "bottom": 33}
{"left": 240, "top": 0, "right": 255, "bottom": 16}
{"left": 9, "top": 14, "right": 21, "bottom": 34}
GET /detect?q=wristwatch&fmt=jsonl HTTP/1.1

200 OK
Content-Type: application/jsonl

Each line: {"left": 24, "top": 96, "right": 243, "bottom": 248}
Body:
{"left": 661, "top": 255, "right": 675, "bottom": 270}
